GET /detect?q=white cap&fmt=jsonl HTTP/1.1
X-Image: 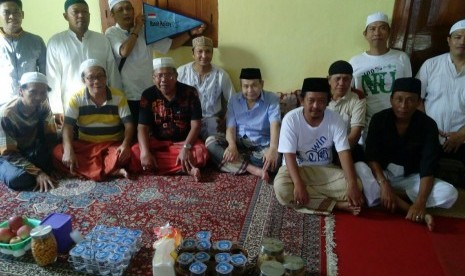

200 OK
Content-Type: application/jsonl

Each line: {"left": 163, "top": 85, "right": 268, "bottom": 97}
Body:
{"left": 19, "top": 72, "right": 51, "bottom": 91}
{"left": 108, "top": 0, "right": 127, "bottom": 11}
{"left": 366, "top": 12, "right": 389, "bottom": 27}
{"left": 153, "top": 57, "right": 175, "bottom": 71}
{"left": 450, "top": 19, "right": 465, "bottom": 35}
{"left": 79, "top": 59, "right": 105, "bottom": 76}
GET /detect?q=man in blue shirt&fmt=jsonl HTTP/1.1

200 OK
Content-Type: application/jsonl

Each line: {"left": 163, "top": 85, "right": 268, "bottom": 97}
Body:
{"left": 206, "top": 68, "right": 281, "bottom": 183}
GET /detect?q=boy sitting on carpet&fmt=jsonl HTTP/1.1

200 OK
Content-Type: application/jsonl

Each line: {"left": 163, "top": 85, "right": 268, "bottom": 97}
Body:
{"left": 205, "top": 68, "right": 281, "bottom": 183}
{"left": 274, "top": 78, "right": 364, "bottom": 215}
{"left": 355, "top": 77, "right": 458, "bottom": 231}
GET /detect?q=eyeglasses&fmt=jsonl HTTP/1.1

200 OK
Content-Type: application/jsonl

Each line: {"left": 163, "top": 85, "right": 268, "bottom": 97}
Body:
{"left": 154, "top": 73, "right": 176, "bottom": 80}
{"left": 85, "top": 75, "right": 106, "bottom": 82}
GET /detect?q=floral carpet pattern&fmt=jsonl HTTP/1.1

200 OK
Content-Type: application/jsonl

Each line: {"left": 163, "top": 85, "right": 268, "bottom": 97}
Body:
{"left": 0, "top": 168, "right": 327, "bottom": 275}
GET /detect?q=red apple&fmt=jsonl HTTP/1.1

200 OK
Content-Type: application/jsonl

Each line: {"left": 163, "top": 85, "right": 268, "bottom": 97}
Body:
{"left": 16, "top": 225, "right": 31, "bottom": 239}
{"left": 0, "top": 228, "right": 15, "bottom": 243}
{"left": 9, "top": 236, "right": 22, "bottom": 244}
{"left": 8, "top": 216, "right": 24, "bottom": 232}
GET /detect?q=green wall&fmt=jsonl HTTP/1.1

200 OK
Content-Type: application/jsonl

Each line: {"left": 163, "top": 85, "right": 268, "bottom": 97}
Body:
{"left": 19, "top": 0, "right": 395, "bottom": 92}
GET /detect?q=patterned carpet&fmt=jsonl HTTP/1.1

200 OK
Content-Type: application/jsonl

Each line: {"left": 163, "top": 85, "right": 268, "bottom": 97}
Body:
{"left": 0, "top": 169, "right": 329, "bottom": 275}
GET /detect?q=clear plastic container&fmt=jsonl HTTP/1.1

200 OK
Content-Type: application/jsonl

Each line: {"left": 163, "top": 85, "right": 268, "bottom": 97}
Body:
{"left": 230, "top": 253, "right": 247, "bottom": 274}
{"left": 215, "top": 252, "right": 231, "bottom": 263}
{"left": 196, "top": 240, "right": 211, "bottom": 251}
{"left": 69, "top": 244, "right": 86, "bottom": 271}
{"left": 260, "top": 260, "right": 285, "bottom": 276}
{"left": 216, "top": 262, "right": 234, "bottom": 276}
{"left": 257, "top": 238, "right": 284, "bottom": 269}
{"left": 108, "top": 252, "right": 124, "bottom": 276}
{"left": 177, "top": 252, "right": 195, "bottom": 271}
{"left": 194, "top": 251, "right": 210, "bottom": 264}
{"left": 95, "top": 250, "right": 111, "bottom": 275}
{"left": 30, "top": 225, "right": 58, "bottom": 266}
{"left": 283, "top": 255, "right": 305, "bottom": 276}
{"left": 215, "top": 240, "right": 232, "bottom": 252}
{"left": 196, "top": 231, "right": 212, "bottom": 241}
{"left": 181, "top": 238, "right": 197, "bottom": 251}
{"left": 189, "top": 261, "right": 207, "bottom": 276}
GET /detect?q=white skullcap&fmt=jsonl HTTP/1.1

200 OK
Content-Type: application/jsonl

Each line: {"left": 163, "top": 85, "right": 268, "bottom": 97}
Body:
{"left": 19, "top": 72, "right": 51, "bottom": 91}
{"left": 366, "top": 12, "right": 389, "bottom": 27}
{"left": 79, "top": 59, "right": 105, "bottom": 76}
{"left": 108, "top": 0, "right": 127, "bottom": 10}
{"left": 153, "top": 57, "right": 175, "bottom": 71}
{"left": 450, "top": 19, "right": 465, "bottom": 35}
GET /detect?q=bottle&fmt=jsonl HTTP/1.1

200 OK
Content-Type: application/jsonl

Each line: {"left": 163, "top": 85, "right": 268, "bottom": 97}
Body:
{"left": 30, "top": 225, "right": 58, "bottom": 266}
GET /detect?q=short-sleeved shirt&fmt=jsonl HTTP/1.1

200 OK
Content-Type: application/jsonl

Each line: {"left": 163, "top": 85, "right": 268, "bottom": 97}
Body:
{"left": 177, "top": 62, "right": 235, "bottom": 118}
{"left": 226, "top": 90, "right": 280, "bottom": 147}
{"left": 279, "top": 107, "right": 349, "bottom": 166}
{"left": 64, "top": 87, "right": 132, "bottom": 143}
{"left": 139, "top": 82, "right": 202, "bottom": 142}
{"left": 327, "top": 91, "right": 366, "bottom": 132}
{"left": 105, "top": 24, "right": 172, "bottom": 101}
{"left": 416, "top": 53, "right": 465, "bottom": 133}
{"left": 365, "top": 109, "right": 440, "bottom": 177}
{"left": 349, "top": 49, "right": 412, "bottom": 122}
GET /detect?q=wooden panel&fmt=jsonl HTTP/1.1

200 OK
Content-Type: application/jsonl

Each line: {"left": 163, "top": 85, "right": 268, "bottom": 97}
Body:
{"left": 390, "top": 0, "right": 465, "bottom": 74}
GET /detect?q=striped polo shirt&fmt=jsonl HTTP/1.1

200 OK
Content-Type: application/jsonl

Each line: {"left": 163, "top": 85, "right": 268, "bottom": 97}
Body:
{"left": 64, "top": 86, "right": 132, "bottom": 143}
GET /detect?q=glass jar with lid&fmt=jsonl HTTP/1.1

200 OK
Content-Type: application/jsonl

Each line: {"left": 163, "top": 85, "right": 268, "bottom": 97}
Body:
{"left": 30, "top": 225, "right": 58, "bottom": 266}
{"left": 283, "top": 255, "right": 305, "bottom": 276}
{"left": 257, "top": 237, "right": 284, "bottom": 269}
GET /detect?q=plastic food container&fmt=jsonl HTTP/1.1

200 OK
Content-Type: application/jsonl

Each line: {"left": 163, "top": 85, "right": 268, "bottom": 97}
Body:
{"left": 40, "top": 213, "right": 73, "bottom": 253}
{"left": 0, "top": 218, "right": 40, "bottom": 257}
{"left": 189, "top": 261, "right": 207, "bottom": 276}
{"left": 215, "top": 240, "right": 233, "bottom": 252}
{"left": 216, "top": 262, "right": 234, "bottom": 276}
{"left": 30, "top": 225, "right": 58, "bottom": 266}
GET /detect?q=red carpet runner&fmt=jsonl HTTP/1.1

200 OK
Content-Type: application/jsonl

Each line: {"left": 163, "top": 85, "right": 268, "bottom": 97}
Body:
{"left": 334, "top": 209, "right": 465, "bottom": 276}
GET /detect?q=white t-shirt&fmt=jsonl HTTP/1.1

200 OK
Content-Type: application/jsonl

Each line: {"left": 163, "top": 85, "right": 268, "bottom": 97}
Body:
{"left": 105, "top": 25, "right": 172, "bottom": 101}
{"left": 416, "top": 53, "right": 465, "bottom": 133}
{"left": 350, "top": 49, "right": 412, "bottom": 122}
{"left": 46, "top": 30, "right": 122, "bottom": 114}
{"left": 279, "top": 107, "right": 349, "bottom": 166}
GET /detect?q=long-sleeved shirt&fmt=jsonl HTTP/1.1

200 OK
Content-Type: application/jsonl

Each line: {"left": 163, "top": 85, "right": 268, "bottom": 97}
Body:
{"left": 0, "top": 98, "right": 57, "bottom": 175}
{"left": 46, "top": 29, "right": 122, "bottom": 114}
{"left": 0, "top": 29, "right": 46, "bottom": 106}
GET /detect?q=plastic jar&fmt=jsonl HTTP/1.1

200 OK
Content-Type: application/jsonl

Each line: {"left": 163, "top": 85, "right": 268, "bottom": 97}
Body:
{"left": 260, "top": 260, "right": 285, "bottom": 276}
{"left": 257, "top": 238, "right": 284, "bottom": 269}
{"left": 30, "top": 225, "right": 58, "bottom": 266}
{"left": 283, "top": 255, "right": 305, "bottom": 276}
{"left": 230, "top": 253, "right": 247, "bottom": 274}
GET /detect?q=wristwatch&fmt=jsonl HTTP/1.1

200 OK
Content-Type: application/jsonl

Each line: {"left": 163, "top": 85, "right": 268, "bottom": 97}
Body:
{"left": 183, "top": 143, "right": 192, "bottom": 149}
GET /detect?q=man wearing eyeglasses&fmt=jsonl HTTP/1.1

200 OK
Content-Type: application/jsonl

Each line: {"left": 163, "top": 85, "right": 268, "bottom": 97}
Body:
{"left": 129, "top": 57, "right": 208, "bottom": 182}
{"left": 52, "top": 59, "right": 134, "bottom": 181}
{"left": 0, "top": 0, "right": 46, "bottom": 107}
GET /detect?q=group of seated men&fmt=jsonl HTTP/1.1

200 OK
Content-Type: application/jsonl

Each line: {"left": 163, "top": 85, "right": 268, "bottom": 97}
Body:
{"left": 0, "top": 0, "right": 463, "bottom": 231}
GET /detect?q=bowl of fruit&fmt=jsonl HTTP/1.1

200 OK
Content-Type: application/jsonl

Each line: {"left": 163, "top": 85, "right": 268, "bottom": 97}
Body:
{"left": 0, "top": 215, "right": 41, "bottom": 257}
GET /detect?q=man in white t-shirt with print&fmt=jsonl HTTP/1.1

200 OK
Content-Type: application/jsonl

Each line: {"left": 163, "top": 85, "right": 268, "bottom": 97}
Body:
{"left": 350, "top": 12, "right": 412, "bottom": 143}
{"left": 274, "top": 78, "right": 364, "bottom": 215}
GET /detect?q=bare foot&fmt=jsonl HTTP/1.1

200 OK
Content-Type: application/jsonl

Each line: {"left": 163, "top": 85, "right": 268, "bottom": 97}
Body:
{"left": 111, "top": 168, "right": 130, "bottom": 179}
{"left": 336, "top": 201, "right": 362, "bottom": 216}
{"left": 189, "top": 167, "right": 201, "bottom": 182}
{"left": 261, "top": 170, "right": 270, "bottom": 184}
{"left": 424, "top": 214, "right": 434, "bottom": 232}
{"left": 246, "top": 164, "right": 269, "bottom": 183}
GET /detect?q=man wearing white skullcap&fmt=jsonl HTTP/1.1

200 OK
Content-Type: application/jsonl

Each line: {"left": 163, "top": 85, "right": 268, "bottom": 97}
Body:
{"left": 349, "top": 12, "right": 412, "bottom": 144}
{"left": 52, "top": 59, "right": 134, "bottom": 181}
{"left": 129, "top": 57, "right": 209, "bottom": 182}
{"left": 0, "top": 72, "right": 58, "bottom": 192}
{"left": 416, "top": 19, "right": 465, "bottom": 172}
{"left": 105, "top": 0, "right": 206, "bottom": 125}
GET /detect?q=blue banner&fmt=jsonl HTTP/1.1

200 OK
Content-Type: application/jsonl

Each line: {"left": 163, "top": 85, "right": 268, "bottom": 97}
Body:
{"left": 143, "top": 3, "right": 203, "bottom": 45}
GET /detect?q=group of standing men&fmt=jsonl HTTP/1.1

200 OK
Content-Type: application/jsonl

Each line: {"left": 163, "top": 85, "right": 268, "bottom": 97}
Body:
{"left": 0, "top": 0, "right": 463, "bottom": 230}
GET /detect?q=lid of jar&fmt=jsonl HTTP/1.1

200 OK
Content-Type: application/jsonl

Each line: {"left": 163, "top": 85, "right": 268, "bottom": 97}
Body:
{"left": 261, "top": 237, "right": 284, "bottom": 255}
{"left": 30, "top": 225, "right": 53, "bottom": 238}
{"left": 260, "top": 260, "right": 285, "bottom": 276}
{"left": 283, "top": 255, "right": 305, "bottom": 271}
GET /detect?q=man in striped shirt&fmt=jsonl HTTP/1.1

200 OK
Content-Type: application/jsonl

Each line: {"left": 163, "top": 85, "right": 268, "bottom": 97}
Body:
{"left": 52, "top": 59, "right": 135, "bottom": 181}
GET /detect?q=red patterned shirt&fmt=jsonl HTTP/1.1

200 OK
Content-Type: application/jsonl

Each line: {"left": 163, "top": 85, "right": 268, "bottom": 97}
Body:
{"left": 139, "top": 82, "right": 202, "bottom": 142}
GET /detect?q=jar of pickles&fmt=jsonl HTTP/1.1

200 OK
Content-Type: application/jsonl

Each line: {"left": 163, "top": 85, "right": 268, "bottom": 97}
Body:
{"left": 257, "top": 238, "right": 284, "bottom": 269}
{"left": 283, "top": 255, "right": 305, "bottom": 276}
{"left": 260, "top": 260, "right": 285, "bottom": 276}
{"left": 30, "top": 225, "right": 58, "bottom": 266}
